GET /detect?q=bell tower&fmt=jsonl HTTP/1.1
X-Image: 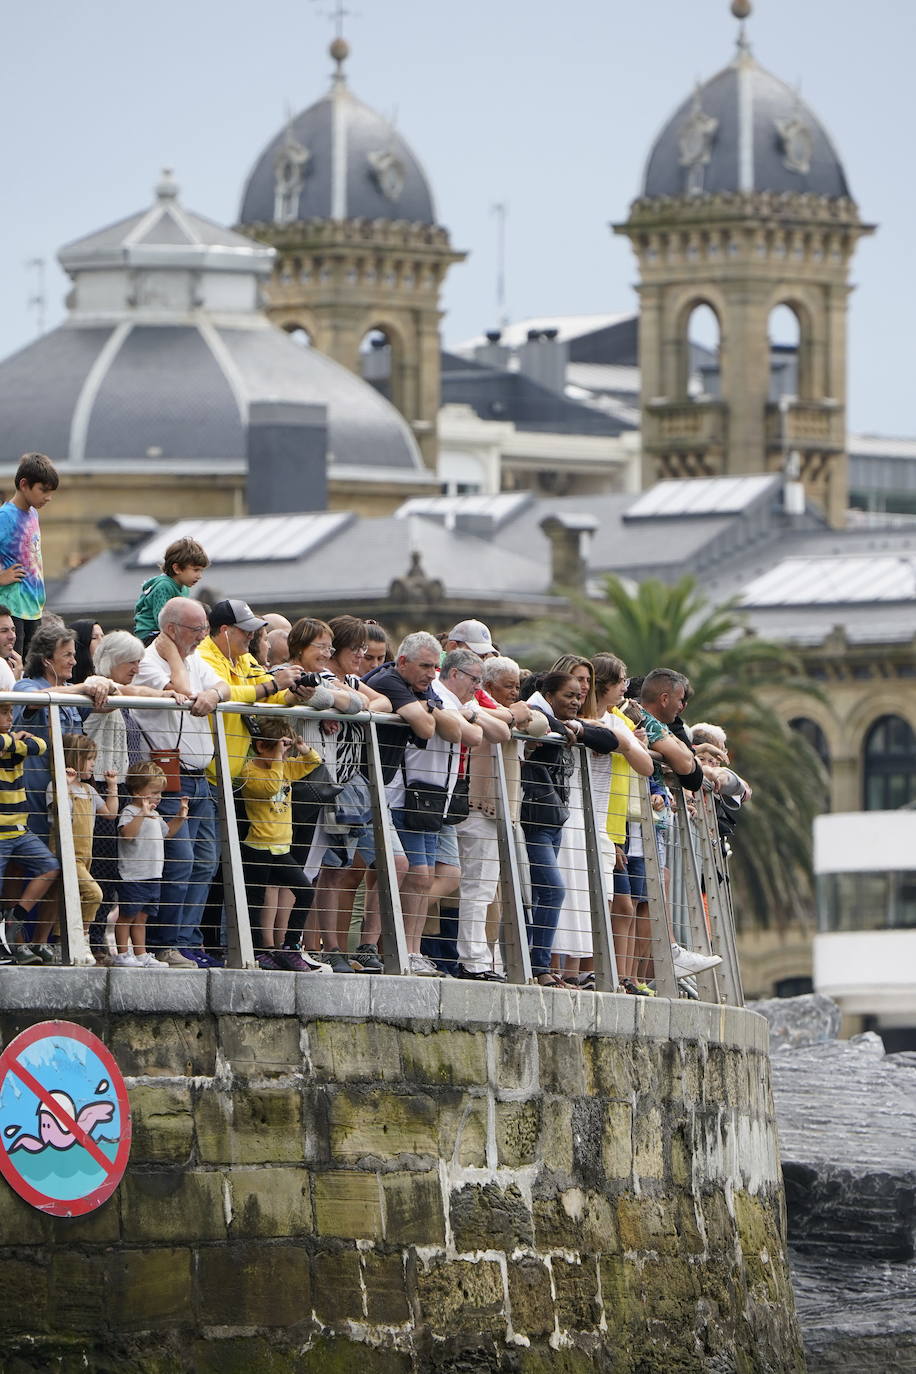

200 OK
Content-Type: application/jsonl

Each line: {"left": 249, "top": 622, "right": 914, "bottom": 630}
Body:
{"left": 238, "top": 38, "right": 465, "bottom": 470}
{"left": 615, "top": 1, "right": 874, "bottom": 527}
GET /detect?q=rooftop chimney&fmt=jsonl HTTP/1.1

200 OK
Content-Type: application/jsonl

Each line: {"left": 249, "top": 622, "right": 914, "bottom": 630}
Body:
{"left": 246, "top": 401, "right": 328, "bottom": 515}
{"left": 518, "top": 329, "right": 568, "bottom": 394}
{"left": 539, "top": 512, "right": 598, "bottom": 593}
{"left": 474, "top": 328, "right": 510, "bottom": 371}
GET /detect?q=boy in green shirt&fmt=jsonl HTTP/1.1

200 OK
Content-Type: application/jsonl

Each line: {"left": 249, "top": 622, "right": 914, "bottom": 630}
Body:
{"left": 134, "top": 536, "right": 209, "bottom": 645}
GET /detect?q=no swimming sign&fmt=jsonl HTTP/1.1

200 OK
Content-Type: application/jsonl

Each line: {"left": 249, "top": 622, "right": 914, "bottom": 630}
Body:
{"left": 0, "top": 1021, "right": 131, "bottom": 1217}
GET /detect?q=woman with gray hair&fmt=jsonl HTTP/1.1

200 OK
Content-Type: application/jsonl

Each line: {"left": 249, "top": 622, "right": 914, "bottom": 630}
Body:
{"left": 85, "top": 631, "right": 188, "bottom": 781}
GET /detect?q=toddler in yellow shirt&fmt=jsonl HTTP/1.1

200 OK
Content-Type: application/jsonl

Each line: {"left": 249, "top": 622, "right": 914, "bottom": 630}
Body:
{"left": 238, "top": 715, "right": 325, "bottom": 972}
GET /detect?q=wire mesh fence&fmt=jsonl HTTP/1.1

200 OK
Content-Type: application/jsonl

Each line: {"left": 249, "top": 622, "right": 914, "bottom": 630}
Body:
{"left": 0, "top": 692, "right": 743, "bottom": 1003}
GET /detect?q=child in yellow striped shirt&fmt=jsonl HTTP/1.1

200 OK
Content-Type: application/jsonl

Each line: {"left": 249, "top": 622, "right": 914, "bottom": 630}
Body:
{"left": 0, "top": 700, "right": 60, "bottom": 964}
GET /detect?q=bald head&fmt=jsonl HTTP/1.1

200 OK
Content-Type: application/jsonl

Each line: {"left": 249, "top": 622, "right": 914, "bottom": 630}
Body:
{"left": 263, "top": 613, "right": 292, "bottom": 634}
{"left": 158, "top": 597, "right": 208, "bottom": 657}
{"left": 267, "top": 628, "right": 290, "bottom": 667}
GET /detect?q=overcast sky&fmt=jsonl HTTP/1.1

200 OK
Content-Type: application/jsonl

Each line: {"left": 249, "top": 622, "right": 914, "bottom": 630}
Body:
{"left": 2, "top": 0, "right": 912, "bottom": 435}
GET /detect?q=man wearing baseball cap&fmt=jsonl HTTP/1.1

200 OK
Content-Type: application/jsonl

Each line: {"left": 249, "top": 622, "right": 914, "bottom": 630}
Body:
{"left": 198, "top": 600, "right": 304, "bottom": 781}
{"left": 445, "top": 620, "right": 497, "bottom": 658}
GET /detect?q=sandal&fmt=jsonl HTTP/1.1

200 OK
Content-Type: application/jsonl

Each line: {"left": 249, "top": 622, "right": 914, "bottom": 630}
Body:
{"left": 535, "top": 971, "right": 564, "bottom": 987}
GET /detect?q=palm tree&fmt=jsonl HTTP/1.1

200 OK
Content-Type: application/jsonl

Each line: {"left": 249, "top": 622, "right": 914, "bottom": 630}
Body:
{"left": 502, "top": 575, "right": 827, "bottom": 930}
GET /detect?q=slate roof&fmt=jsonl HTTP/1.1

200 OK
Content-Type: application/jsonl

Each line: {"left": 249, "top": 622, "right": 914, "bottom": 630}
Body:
{"left": 439, "top": 355, "right": 631, "bottom": 436}
{"left": 51, "top": 510, "right": 555, "bottom": 619}
{"left": 48, "top": 476, "right": 916, "bottom": 656}
{"left": 239, "top": 80, "right": 436, "bottom": 227}
{"left": 642, "top": 47, "right": 851, "bottom": 200}
{"left": 0, "top": 321, "right": 424, "bottom": 471}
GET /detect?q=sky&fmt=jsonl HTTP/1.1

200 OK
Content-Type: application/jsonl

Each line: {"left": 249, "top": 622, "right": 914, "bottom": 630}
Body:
{"left": 2, "top": 0, "right": 913, "bottom": 436}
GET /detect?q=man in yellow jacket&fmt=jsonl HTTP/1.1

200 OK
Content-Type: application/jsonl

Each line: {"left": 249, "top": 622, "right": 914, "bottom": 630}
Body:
{"left": 197, "top": 599, "right": 302, "bottom": 782}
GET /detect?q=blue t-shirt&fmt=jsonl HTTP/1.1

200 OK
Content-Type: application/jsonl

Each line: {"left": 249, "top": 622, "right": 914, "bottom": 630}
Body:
{"left": 0, "top": 501, "right": 44, "bottom": 620}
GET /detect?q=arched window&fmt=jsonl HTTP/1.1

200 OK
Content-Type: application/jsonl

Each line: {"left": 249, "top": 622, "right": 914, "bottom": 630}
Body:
{"left": 282, "top": 324, "right": 313, "bottom": 349}
{"left": 684, "top": 303, "right": 720, "bottom": 399}
{"left": 789, "top": 717, "right": 831, "bottom": 770}
{"left": 863, "top": 715, "right": 916, "bottom": 810}
{"left": 360, "top": 328, "right": 391, "bottom": 385}
{"left": 768, "top": 304, "right": 801, "bottom": 403}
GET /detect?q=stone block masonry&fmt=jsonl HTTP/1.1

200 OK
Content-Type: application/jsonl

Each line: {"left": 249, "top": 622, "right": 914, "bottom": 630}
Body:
{"left": 0, "top": 968, "right": 805, "bottom": 1372}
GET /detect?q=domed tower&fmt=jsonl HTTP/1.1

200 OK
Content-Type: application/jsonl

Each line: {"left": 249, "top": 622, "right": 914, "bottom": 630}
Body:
{"left": 615, "top": 1, "right": 874, "bottom": 526}
{"left": 238, "top": 38, "right": 466, "bottom": 469}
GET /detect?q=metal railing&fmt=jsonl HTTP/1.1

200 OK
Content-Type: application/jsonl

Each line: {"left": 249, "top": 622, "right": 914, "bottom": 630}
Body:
{"left": 0, "top": 691, "right": 743, "bottom": 1003}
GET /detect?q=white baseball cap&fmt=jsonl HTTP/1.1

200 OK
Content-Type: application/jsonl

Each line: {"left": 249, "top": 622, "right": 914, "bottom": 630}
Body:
{"left": 447, "top": 619, "right": 494, "bottom": 655}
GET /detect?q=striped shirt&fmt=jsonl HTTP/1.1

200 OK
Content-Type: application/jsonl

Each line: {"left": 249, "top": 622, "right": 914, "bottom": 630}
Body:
{"left": 0, "top": 731, "right": 47, "bottom": 838}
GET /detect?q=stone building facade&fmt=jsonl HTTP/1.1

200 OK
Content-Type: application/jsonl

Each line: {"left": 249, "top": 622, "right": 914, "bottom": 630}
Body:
{"left": 237, "top": 38, "right": 465, "bottom": 471}
{"left": 615, "top": 24, "right": 873, "bottom": 528}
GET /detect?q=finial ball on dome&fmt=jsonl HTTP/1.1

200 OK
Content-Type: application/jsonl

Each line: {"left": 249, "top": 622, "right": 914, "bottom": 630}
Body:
{"left": 155, "top": 168, "right": 179, "bottom": 201}
{"left": 330, "top": 36, "right": 349, "bottom": 64}
{"left": 731, "top": 0, "right": 752, "bottom": 17}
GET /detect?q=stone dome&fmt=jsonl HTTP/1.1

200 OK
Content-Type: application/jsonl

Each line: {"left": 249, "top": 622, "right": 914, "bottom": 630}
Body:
{"left": 239, "top": 44, "right": 437, "bottom": 227}
{"left": 0, "top": 176, "right": 424, "bottom": 473}
{"left": 641, "top": 40, "right": 851, "bottom": 201}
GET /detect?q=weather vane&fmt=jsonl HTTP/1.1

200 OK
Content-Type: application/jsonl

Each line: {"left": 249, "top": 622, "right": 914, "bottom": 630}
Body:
{"left": 310, "top": 0, "right": 356, "bottom": 38}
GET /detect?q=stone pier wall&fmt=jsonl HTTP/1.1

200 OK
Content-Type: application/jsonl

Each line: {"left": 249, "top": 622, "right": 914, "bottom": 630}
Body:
{"left": 0, "top": 968, "right": 805, "bottom": 1373}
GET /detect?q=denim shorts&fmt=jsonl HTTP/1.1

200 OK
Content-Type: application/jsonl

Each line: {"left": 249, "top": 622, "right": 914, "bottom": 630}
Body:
{"left": 391, "top": 809, "right": 441, "bottom": 870}
{"left": 119, "top": 880, "right": 161, "bottom": 921}
{"left": 321, "top": 818, "right": 406, "bottom": 870}
{"left": 0, "top": 829, "right": 59, "bottom": 881}
{"left": 435, "top": 823, "right": 460, "bottom": 867}
{"left": 625, "top": 854, "right": 647, "bottom": 903}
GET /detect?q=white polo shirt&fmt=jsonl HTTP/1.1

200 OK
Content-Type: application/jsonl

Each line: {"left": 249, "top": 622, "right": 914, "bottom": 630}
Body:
{"left": 133, "top": 645, "right": 223, "bottom": 771}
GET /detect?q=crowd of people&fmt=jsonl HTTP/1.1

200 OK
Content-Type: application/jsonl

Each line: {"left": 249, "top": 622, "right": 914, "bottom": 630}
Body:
{"left": 0, "top": 452, "right": 750, "bottom": 990}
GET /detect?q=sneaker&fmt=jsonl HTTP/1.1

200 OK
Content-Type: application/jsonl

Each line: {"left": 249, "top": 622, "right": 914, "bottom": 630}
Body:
{"left": 28, "top": 943, "right": 55, "bottom": 964}
{"left": 324, "top": 947, "right": 355, "bottom": 974}
{"left": 409, "top": 952, "right": 445, "bottom": 978}
{"left": 671, "top": 942, "right": 722, "bottom": 978}
{"left": 455, "top": 964, "right": 504, "bottom": 982}
{"left": 12, "top": 944, "right": 42, "bottom": 966}
{"left": 113, "top": 952, "right": 142, "bottom": 967}
{"left": 273, "top": 948, "right": 330, "bottom": 974}
{"left": 351, "top": 942, "right": 384, "bottom": 973}
{"left": 156, "top": 947, "right": 198, "bottom": 969}
{"left": 256, "top": 951, "right": 281, "bottom": 970}
{"left": 178, "top": 948, "right": 213, "bottom": 969}
{"left": 621, "top": 977, "right": 655, "bottom": 997}
{"left": 136, "top": 952, "right": 168, "bottom": 969}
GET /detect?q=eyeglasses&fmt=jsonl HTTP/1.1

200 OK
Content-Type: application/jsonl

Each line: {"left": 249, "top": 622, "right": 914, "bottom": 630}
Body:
{"left": 455, "top": 667, "right": 483, "bottom": 687}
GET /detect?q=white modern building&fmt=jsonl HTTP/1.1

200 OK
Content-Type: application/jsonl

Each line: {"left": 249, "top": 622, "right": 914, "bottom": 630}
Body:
{"left": 813, "top": 810, "right": 916, "bottom": 1050}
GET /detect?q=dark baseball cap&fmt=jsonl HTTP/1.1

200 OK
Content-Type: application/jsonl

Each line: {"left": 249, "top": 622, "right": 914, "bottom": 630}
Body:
{"left": 208, "top": 599, "right": 268, "bottom": 634}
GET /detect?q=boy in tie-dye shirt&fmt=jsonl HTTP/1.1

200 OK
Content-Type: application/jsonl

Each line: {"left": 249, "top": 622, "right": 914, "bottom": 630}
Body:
{"left": 0, "top": 453, "right": 59, "bottom": 656}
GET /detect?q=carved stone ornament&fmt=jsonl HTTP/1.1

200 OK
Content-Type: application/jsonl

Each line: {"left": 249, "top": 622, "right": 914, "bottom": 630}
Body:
{"left": 274, "top": 135, "right": 311, "bottom": 223}
{"left": 776, "top": 114, "right": 813, "bottom": 175}
{"left": 678, "top": 92, "right": 719, "bottom": 170}
{"left": 368, "top": 148, "right": 406, "bottom": 201}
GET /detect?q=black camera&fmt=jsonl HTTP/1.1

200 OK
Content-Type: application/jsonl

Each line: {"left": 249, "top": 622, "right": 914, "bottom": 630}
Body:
{"left": 296, "top": 671, "right": 323, "bottom": 690}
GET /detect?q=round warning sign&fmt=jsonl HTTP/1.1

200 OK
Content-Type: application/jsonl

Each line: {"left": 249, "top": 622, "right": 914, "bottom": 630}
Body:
{"left": 0, "top": 1020, "right": 131, "bottom": 1217}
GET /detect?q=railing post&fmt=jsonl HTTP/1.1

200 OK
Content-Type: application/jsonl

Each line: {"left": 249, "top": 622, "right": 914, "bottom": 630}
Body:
{"left": 364, "top": 717, "right": 410, "bottom": 976}
{"left": 492, "top": 739, "right": 532, "bottom": 985}
{"left": 671, "top": 783, "right": 722, "bottom": 1003}
{"left": 578, "top": 746, "right": 619, "bottom": 993}
{"left": 636, "top": 774, "right": 679, "bottom": 999}
{"left": 47, "top": 703, "right": 92, "bottom": 965}
{"left": 212, "top": 709, "right": 255, "bottom": 970}
{"left": 693, "top": 786, "right": 744, "bottom": 1007}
